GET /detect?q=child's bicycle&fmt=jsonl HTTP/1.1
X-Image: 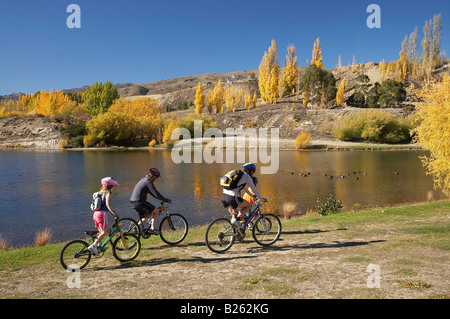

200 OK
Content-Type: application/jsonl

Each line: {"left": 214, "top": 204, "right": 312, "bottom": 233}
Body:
{"left": 60, "top": 216, "right": 141, "bottom": 270}
{"left": 129, "top": 201, "right": 188, "bottom": 245}
{"left": 205, "top": 197, "right": 282, "bottom": 253}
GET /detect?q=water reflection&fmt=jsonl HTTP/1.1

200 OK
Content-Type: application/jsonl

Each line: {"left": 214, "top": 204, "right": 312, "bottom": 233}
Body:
{"left": 0, "top": 149, "right": 446, "bottom": 246}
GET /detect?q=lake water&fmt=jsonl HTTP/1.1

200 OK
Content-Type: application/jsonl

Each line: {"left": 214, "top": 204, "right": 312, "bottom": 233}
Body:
{"left": 0, "top": 149, "right": 446, "bottom": 247}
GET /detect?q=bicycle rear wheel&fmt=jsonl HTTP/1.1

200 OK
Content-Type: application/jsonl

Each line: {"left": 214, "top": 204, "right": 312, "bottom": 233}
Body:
{"left": 112, "top": 233, "right": 141, "bottom": 262}
{"left": 159, "top": 213, "right": 188, "bottom": 245}
{"left": 60, "top": 240, "right": 91, "bottom": 270}
{"left": 252, "top": 213, "right": 282, "bottom": 246}
{"left": 205, "top": 218, "right": 235, "bottom": 253}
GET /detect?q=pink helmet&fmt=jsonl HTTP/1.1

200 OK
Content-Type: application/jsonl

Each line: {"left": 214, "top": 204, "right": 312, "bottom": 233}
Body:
{"left": 101, "top": 177, "right": 119, "bottom": 187}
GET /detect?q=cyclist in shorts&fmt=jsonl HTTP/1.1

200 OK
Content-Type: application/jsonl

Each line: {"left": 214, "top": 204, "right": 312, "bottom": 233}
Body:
{"left": 130, "top": 168, "right": 171, "bottom": 235}
{"left": 221, "top": 163, "right": 267, "bottom": 229}
{"left": 88, "top": 177, "right": 120, "bottom": 256}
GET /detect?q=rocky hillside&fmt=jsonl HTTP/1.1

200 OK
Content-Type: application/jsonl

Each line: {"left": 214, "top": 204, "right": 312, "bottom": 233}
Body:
{"left": 0, "top": 116, "right": 67, "bottom": 149}
{"left": 0, "top": 62, "right": 448, "bottom": 149}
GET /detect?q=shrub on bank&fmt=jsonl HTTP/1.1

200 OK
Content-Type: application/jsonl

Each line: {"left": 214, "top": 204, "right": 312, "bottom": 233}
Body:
{"left": 332, "top": 109, "right": 416, "bottom": 143}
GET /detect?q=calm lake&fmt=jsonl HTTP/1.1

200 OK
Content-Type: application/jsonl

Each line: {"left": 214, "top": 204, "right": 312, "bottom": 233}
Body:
{"left": 0, "top": 149, "right": 446, "bottom": 247}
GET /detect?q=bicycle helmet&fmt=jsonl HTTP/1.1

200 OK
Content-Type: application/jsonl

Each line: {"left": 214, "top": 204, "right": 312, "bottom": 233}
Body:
{"left": 148, "top": 168, "right": 161, "bottom": 178}
{"left": 242, "top": 163, "right": 256, "bottom": 172}
{"left": 101, "top": 177, "right": 119, "bottom": 186}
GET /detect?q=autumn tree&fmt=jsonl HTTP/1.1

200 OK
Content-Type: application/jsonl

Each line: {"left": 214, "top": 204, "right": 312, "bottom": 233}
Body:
{"left": 84, "top": 81, "right": 119, "bottom": 115}
{"left": 398, "top": 36, "right": 409, "bottom": 83}
{"left": 194, "top": 82, "right": 205, "bottom": 114}
{"left": 281, "top": 44, "right": 298, "bottom": 95}
{"left": 225, "top": 86, "right": 234, "bottom": 112}
{"left": 259, "top": 39, "right": 279, "bottom": 103}
{"left": 336, "top": 79, "right": 346, "bottom": 106}
{"left": 421, "top": 14, "right": 443, "bottom": 79}
{"left": 413, "top": 74, "right": 450, "bottom": 195}
{"left": 311, "top": 38, "right": 323, "bottom": 69}
{"left": 33, "top": 89, "right": 74, "bottom": 116}
{"left": 213, "top": 80, "right": 225, "bottom": 113}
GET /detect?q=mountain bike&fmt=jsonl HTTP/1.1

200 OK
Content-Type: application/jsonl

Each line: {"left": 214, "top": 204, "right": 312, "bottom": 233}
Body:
{"left": 205, "top": 197, "right": 282, "bottom": 253}
{"left": 129, "top": 202, "right": 188, "bottom": 245}
{"left": 60, "top": 216, "right": 141, "bottom": 270}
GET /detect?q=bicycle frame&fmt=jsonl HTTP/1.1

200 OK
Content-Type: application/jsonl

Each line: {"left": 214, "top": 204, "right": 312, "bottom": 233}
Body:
{"left": 85, "top": 219, "right": 129, "bottom": 254}
{"left": 232, "top": 203, "right": 261, "bottom": 229}
{"left": 231, "top": 196, "right": 270, "bottom": 230}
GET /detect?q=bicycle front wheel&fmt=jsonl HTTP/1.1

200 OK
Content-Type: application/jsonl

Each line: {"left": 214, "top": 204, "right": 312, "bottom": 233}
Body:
{"left": 115, "top": 218, "right": 141, "bottom": 237}
{"left": 60, "top": 240, "right": 91, "bottom": 270}
{"left": 112, "top": 233, "right": 141, "bottom": 262}
{"left": 205, "top": 218, "right": 235, "bottom": 253}
{"left": 252, "top": 213, "right": 282, "bottom": 246}
{"left": 159, "top": 213, "right": 188, "bottom": 245}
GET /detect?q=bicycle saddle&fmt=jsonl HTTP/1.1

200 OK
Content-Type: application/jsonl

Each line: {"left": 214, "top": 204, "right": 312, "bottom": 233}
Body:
{"left": 85, "top": 230, "right": 99, "bottom": 236}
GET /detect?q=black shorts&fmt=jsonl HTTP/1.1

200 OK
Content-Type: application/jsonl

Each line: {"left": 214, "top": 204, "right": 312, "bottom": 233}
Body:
{"left": 221, "top": 194, "right": 243, "bottom": 209}
{"left": 130, "top": 201, "right": 156, "bottom": 219}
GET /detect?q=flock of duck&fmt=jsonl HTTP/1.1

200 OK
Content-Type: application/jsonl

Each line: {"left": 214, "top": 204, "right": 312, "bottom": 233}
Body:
{"left": 289, "top": 170, "right": 400, "bottom": 180}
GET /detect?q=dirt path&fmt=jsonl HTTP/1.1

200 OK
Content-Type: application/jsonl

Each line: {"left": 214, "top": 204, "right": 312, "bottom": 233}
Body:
{"left": 1, "top": 206, "right": 448, "bottom": 300}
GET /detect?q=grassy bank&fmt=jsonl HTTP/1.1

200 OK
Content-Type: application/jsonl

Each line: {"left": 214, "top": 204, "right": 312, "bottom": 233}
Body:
{"left": 0, "top": 200, "right": 449, "bottom": 299}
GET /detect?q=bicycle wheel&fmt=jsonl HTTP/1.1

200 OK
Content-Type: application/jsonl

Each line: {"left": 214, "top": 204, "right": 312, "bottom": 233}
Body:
{"left": 116, "top": 218, "right": 140, "bottom": 237}
{"left": 252, "top": 213, "right": 282, "bottom": 246}
{"left": 60, "top": 240, "right": 91, "bottom": 270}
{"left": 112, "top": 233, "right": 141, "bottom": 262}
{"left": 159, "top": 213, "right": 188, "bottom": 245}
{"left": 205, "top": 218, "right": 236, "bottom": 253}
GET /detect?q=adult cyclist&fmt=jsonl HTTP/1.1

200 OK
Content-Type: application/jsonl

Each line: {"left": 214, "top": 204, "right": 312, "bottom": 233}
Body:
{"left": 130, "top": 168, "right": 171, "bottom": 235}
{"left": 221, "top": 163, "right": 267, "bottom": 229}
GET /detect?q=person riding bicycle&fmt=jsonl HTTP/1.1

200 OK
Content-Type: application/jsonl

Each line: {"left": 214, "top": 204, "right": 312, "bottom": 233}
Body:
{"left": 221, "top": 163, "right": 267, "bottom": 229}
{"left": 88, "top": 177, "right": 120, "bottom": 256}
{"left": 130, "top": 168, "right": 171, "bottom": 235}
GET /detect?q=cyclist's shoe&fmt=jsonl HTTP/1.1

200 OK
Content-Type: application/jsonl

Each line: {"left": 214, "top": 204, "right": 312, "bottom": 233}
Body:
{"left": 88, "top": 244, "right": 99, "bottom": 256}
{"left": 148, "top": 228, "right": 160, "bottom": 235}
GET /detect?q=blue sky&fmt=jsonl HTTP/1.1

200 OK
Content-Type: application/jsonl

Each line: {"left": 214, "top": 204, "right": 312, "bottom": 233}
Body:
{"left": 0, "top": 0, "right": 448, "bottom": 95}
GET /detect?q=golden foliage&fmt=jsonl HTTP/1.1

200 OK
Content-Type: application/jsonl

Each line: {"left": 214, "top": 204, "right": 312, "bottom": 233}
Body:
{"left": 162, "top": 120, "right": 180, "bottom": 146}
{"left": 281, "top": 44, "right": 298, "bottom": 94}
{"left": 294, "top": 131, "right": 312, "bottom": 149}
{"left": 336, "top": 79, "right": 346, "bottom": 106}
{"left": 259, "top": 39, "right": 279, "bottom": 103}
{"left": 311, "top": 38, "right": 323, "bottom": 69}
{"left": 194, "top": 82, "right": 205, "bottom": 114}
{"left": 413, "top": 74, "right": 450, "bottom": 195}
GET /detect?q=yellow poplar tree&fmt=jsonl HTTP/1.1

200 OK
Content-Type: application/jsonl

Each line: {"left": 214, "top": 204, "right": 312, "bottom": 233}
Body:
{"left": 413, "top": 74, "right": 450, "bottom": 195}
{"left": 207, "top": 91, "right": 214, "bottom": 113}
{"left": 336, "top": 79, "right": 346, "bottom": 106}
{"left": 311, "top": 38, "right": 323, "bottom": 69}
{"left": 213, "top": 80, "right": 225, "bottom": 113}
{"left": 245, "top": 92, "right": 252, "bottom": 111}
{"left": 281, "top": 44, "right": 298, "bottom": 94}
{"left": 258, "top": 39, "right": 279, "bottom": 102}
{"left": 194, "top": 82, "right": 205, "bottom": 114}
{"left": 252, "top": 93, "right": 257, "bottom": 108}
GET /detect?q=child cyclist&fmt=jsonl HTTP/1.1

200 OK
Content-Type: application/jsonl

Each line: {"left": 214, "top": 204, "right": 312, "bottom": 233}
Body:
{"left": 88, "top": 177, "right": 120, "bottom": 256}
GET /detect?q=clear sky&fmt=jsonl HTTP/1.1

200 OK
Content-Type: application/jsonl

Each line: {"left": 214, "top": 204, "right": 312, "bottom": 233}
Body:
{"left": 0, "top": 0, "right": 448, "bottom": 95}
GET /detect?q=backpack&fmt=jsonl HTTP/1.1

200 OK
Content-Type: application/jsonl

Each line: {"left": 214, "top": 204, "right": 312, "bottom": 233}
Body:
{"left": 220, "top": 169, "right": 244, "bottom": 190}
{"left": 90, "top": 192, "right": 103, "bottom": 211}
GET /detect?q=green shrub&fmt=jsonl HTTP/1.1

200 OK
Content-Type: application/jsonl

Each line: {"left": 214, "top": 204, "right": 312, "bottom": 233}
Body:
{"left": 316, "top": 195, "right": 343, "bottom": 216}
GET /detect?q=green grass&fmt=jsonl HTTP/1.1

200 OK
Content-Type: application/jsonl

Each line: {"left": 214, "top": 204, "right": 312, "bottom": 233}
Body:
{"left": 1, "top": 200, "right": 449, "bottom": 272}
